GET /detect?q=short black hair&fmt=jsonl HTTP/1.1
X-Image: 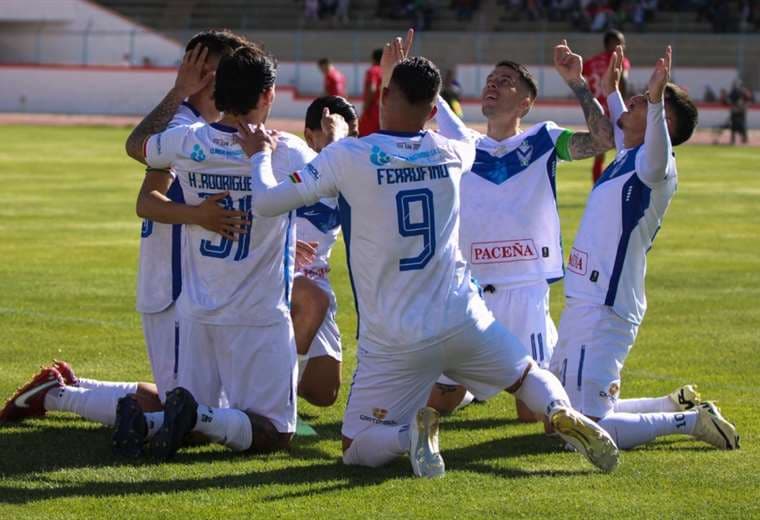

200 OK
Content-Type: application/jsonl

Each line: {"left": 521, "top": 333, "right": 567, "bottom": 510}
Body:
{"left": 665, "top": 83, "right": 698, "bottom": 146}
{"left": 389, "top": 56, "right": 441, "bottom": 105}
{"left": 305, "top": 96, "right": 358, "bottom": 132}
{"left": 214, "top": 46, "right": 277, "bottom": 115}
{"left": 371, "top": 49, "right": 383, "bottom": 64}
{"left": 185, "top": 29, "right": 249, "bottom": 57}
{"left": 495, "top": 60, "right": 538, "bottom": 100}
{"left": 318, "top": 58, "right": 330, "bottom": 67}
{"left": 604, "top": 29, "right": 624, "bottom": 49}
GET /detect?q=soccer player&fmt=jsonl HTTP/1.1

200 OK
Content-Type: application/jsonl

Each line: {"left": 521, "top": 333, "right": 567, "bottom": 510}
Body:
{"left": 358, "top": 49, "right": 383, "bottom": 136}
{"left": 239, "top": 33, "right": 620, "bottom": 477}
{"left": 429, "top": 40, "right": 616, "bottom": 421}
{"left": 318, "top": 57, "right": 347, "bottom": 97}
{"left": 549, "top": 46, "right": 740, "bottom": 450}
{"left": 123, "top": 45, "right": 352, "bottom": 459}
{"left": 0, "top": 32, "right": 247, "bottom": 430}
{"left": 583, "top": 29, "right": 631, "bottom": 183}
{"left": 296, "top": 95, "right": 359, "bottom": 407}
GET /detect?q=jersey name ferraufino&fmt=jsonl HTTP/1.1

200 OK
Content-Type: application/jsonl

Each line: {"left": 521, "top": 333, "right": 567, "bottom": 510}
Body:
{"left": 459, "top": 122, "right": 567, "bottom": 286}
{"left": 146, "top": 124, "right": 312, "bottom": 325}
{"left": 135, "top": 101, "right": 202, "bottom": 314}
{"left": 286, "top": 130, "right": 482, "bottom": 351}
{"left": 564, "top": 145, "right": 677, "bottom": 324}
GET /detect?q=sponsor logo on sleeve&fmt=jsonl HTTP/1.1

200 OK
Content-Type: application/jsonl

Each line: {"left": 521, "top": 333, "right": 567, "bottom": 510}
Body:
{"left": 471, "top": 239, "right": 538, "bottom": 264}
{"left": 567, "top": 247, "right": 588, "bottom": 275}
{"left": 306, "top": 164, "right": 320, "bottom": 180}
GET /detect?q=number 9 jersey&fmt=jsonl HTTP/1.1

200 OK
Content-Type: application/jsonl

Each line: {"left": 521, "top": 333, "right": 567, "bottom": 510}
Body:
{"left": 145, "top": 123, "right": 311, "bottom": 326}
{"left": 282, "top": 130, "right": 480, "bottom": 351}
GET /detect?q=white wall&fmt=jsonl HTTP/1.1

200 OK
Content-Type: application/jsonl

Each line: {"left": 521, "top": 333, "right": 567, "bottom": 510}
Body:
{"left": 0, "top": 65, "right": 757, "bottom": 129}
{"left": 0, "top": 0, "right": 182, "bottom": 66}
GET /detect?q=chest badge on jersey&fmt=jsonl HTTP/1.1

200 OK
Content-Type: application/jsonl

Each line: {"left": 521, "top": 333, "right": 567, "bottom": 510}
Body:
{"left": 516, "top": 140, "right": 533, "bottom": 167}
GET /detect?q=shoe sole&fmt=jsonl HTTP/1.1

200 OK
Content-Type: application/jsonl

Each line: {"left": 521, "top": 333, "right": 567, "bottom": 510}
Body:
{"left": 409, "top": 408, "right": 445, "bottom": 478}
{"left": 149, "top": 388, "right": 197, "bottom": 460}
{"left": 552, "top": 409, "right": 619, "bottom": 473}
{"left": 112, "top": 397, "right": 147, "bottom": 458}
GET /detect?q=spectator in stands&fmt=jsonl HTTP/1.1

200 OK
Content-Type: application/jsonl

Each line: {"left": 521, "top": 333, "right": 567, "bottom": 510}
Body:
{"left": 305, "top": 0, "right": 319, "bottom": 21}
{"left": 336, "top": 0, "right": 351, "bottom": 23}
{"left": 590, "top": 1, "right": 615, "bottom": 31}
{"left": 408, "top": 0, "right": 434, "bottom": 30}
{"left": 317, "top": 58, "right": 347, "bottom": 97}
{"left": 452, "top": 0, "right": 479, "bottom": 21}
{"left": 723, "top": 80, "right": 752, "bottom": 144}
{"left": 358, "top": 49, "right": 383, "bottom": 136}
{"left": 319, "top": 0, "right": 338, "bottom": 19}
{"left": 583, "top": 29, "right": 631, "bottom": 182}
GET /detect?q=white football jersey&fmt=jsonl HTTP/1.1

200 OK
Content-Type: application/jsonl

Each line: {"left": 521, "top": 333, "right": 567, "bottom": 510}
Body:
{"left": 435, "top": 98, "right": 570, "bottom": 286}
{"left": 564, "top": 95, "right": 677, "bottom": 324}
{"left": 135, "top": 101, "right": 203, "bottom": 314}
{"left": 145, "top": 124, "right": 311, "bottom": 326}
{"left": 283, "top": 130, "right": 481, "bottom": 351}
{"left": 296, "top": 196, "right": 341, "bottom": 277}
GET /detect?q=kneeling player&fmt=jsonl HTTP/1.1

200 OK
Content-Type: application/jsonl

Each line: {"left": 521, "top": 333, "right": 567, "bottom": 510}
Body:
{"left": 549, "top": 46, "right": 739, "bottom": 450}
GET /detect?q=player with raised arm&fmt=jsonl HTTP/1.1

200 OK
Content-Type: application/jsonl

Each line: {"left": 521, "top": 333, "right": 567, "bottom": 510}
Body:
{"left": 238, "top": 32, "right": 619, "bottom": 477}
{"left": 428, "top": 40, "right": 616, "bottom": 420}
{"left": 295, "top": 95, "right": 359, "bottom": 407}
{"left": 549, "top": 46, "right": 740, "bottom": 450}
{"left": 0, "top": 32, "right": 249, "bottom": 434}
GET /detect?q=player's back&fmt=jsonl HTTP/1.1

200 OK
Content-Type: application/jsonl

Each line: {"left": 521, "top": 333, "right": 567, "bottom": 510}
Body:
{"left": 313, "top": 130, "right": 480, "bottom": 350}
{"left": 145, "top": 123, "right": 309, "bottom": 326}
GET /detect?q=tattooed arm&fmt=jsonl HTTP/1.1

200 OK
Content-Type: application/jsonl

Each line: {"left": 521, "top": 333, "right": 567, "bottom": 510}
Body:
{"left": 553, "top": 40, "right": 614, "bottom": 160}
{"left": 125, "top": 45, "right": 213, "bottom": 164}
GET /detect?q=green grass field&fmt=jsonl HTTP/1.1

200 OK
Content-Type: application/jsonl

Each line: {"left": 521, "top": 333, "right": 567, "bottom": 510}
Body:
{"left": 0, "top": 125, "right": 758, "bottom": 518}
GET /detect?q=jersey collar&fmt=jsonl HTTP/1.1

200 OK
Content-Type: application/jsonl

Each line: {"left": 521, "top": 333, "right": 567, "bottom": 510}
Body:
{"left": 210, "top": 122, "right": 238, "bottom": 133}
{"left": 376, "top": 129, "right": 427, "bottom": 138}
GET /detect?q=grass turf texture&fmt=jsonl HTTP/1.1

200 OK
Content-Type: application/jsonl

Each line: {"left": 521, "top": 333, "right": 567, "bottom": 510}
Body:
{"left": 0, "top": 125, "right": 757, "bottom": 518}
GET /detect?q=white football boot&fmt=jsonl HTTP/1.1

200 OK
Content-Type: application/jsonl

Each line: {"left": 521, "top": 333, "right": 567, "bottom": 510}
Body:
{"left": 550, "top": 407, "right": 620, "bottom": 472}
{"left": 692, "top": 402, "right": 740, "bottom": 450}
{"left": 409, "top": 407, "right": 445, "bottom": 478}
{"left": 669, "top": 384, "right": 702, "bottom": 411}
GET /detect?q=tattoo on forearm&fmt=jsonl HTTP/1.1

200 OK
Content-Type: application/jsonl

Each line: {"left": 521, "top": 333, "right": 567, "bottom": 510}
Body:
{"left": 126, "top": 89, "right": 183, "bottom": 161}
{"left": 567, "top": 79, "right": 614, "bottom": 160}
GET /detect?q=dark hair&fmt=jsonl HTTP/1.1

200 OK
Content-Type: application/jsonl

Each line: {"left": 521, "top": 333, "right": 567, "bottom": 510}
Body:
{"left": 603, "top": 29, "right": 624, "bottom": 49}
{"left": 318, "top": 58, "right": 330, "bottom": 67}
{"left": 495, "top": 60, "right": 538, "bottom": 100}
{"left": 371, "top": 49, "right": 383, "bottom": 64}
{"left": 214, "top": 46, "right": 277, "bottom": 115}
{"left": 305, "top": 96, "right": 358, "bottom": 132}
{"left": 665, "top": 83, "right": 698, "bottom": 146}
{"left": 185, "top": 29, "right": 249, "bottom": 57}
{"left": 389, "top": 56, "right": 441, "bottom": 105}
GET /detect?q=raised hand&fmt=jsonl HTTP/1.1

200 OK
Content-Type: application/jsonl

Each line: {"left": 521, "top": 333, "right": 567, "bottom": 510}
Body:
{"left": 553, "top": 39, "right": 584, "bottom": 85}
{"left": 234, "top": 120, "right": 278, "bottom": 157}
{"left": 601, "top": 45, "right": 624, "bottom": 97}
{"left": 321, "top": 107, "right": 349, "bottom": 143}
{"left": 380, "top": 28, "right": 415, "bottom": 88}
{"left": 195, "top": 191, "right": 249, "bottom": 241}
{"left": 174, "top": 44, "right": 214, "bottom": 98}
{"left": 647, "top": 46, "right": 672, "bottom": 103}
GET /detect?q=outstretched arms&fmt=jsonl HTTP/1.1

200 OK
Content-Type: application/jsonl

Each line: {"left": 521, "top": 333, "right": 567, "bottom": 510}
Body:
{"left": 554, "top": 40, "right": 615, "bottom": 160}
{"left": 125, "top": 45, "right": 214, "bottom": 164}
{"left": 601, "top": 45, "right": 627, "bottom": 151}
{"left": 638, "top": 46, "right": 674, "bottom": 185}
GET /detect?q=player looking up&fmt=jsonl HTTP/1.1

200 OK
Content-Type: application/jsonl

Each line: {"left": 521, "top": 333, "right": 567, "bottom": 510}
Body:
{"left": 549, "top": 46, "right": 740, "bottom": 451}
{"left": 239, "top": 31, "right": 619, "bottom": 478}
{"left": 429, "top": 39, "right": 616, "bottom": 421}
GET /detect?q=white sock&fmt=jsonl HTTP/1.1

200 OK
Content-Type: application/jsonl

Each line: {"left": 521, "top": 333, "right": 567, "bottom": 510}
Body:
{"left": 598, "top": 411, "right": 698, "bottom": 450}
{"left": 512, "top": 367, "right": 571, "bottom": 418}
{"left": 43, "top": 386, "right": 120, "bottom": 426}
{"left": 297, "top": 355, "right": 308, "bottom": 383}
{"left": 144, "top": 411, "right": 164, "bottom": 439}
{"left": 614, "top": 396, "right": 678, "bottom": 413}
{"left": 454, "top": 391, "right": 475, "bottom": 411}
{"left": 191, "top": 406, "right": 252, "bottom": 451}
{"left": 77, "top": 378, "right": 139, "bottom": 396}
{"left": 342, "top": 424, "right": 409, "bottom": 467}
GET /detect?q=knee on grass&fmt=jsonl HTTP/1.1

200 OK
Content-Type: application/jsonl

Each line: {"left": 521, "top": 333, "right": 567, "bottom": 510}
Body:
{"left": 245, "top": 412, "right": 292, "bottom": 453}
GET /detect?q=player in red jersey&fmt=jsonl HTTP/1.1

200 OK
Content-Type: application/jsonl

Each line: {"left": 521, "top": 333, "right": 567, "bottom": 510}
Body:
{"left": 582, "top": 29, "right": 631, "bottom": 183}
{"left": 358, "top": 48, "right": 383, "bottom": 136}
{"left": 318, "top": 57, "right": 347, "bottom": 97}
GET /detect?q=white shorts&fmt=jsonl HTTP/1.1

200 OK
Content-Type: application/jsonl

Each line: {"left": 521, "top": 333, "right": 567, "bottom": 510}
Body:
{"left": 342, "top": 307, "right": 532, "bottom": 440}
{"left": 483, "top": 281, "right": 557, "bottom": 369}
{"left": 305, "top": 277, "right": 342, "bottom": 362}
{"left": 549, "top": 298, "right": 639, "bottom": 418}
{"left": 176, "top": 317, "right": 298, "bottom": 433}
{"left": 141, "top": 304, "right": 178, "bottom": 403}
{"left": 436, "top": 280, "right": 556, "bottom": 388}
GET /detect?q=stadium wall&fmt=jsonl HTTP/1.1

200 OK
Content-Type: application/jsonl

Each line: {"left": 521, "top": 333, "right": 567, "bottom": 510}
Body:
{"left": 1, "top": 64, "right": 757, "bottom": 129}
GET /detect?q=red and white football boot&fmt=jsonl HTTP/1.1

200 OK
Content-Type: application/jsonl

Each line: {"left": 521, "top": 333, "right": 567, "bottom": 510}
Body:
{"left": 0, "top": 367, "right": 64, "bottom": 423}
